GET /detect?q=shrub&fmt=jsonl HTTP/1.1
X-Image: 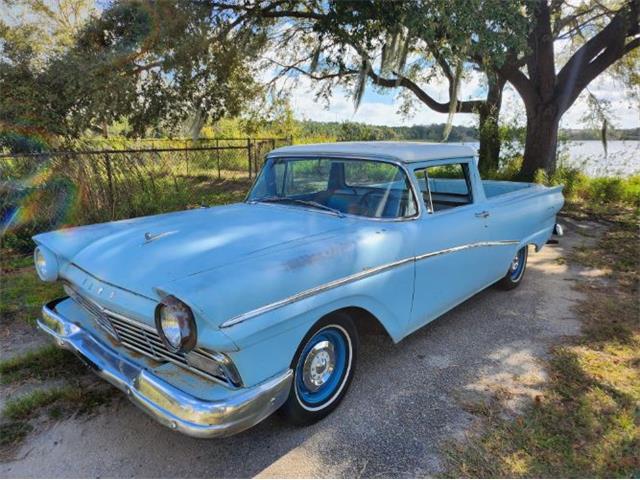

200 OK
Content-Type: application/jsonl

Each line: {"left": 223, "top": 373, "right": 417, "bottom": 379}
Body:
{"left": 548, "top": 167, "right": 589, "bottom": 201}
{"left": 588, "top": 177, "right": 626, "bottom": 204}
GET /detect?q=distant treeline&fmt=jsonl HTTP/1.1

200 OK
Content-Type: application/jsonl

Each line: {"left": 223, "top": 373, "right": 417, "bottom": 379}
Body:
{"left": 560, "top": 128, "right": 640, "bottom": 141}
{"left": 298, "top": 121, "right": 479, "bottom": 142}
{"left": 297, "top": 121, "right": 640, "bottom": 142}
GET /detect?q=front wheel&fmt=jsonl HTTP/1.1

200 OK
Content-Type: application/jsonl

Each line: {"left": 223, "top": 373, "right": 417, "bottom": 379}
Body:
{"left": 280, "top": 312, "right": 358, "bottom": 425}
{"left": 497, "top": 246, "right": 528, "bottom": 290}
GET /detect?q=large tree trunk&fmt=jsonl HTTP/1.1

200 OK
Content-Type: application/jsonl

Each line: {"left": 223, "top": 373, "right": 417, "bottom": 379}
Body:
{"left": 507, "top": 0, "right": 639, "bottom": 181}
{"left": 477, "top": 75, "right": 505, "bottom": 175}
{"left": 520, "top": 102, "right": 560, "bottom": 180}
{"left": 519, "top": 0, "right": 558, "bottom": 181}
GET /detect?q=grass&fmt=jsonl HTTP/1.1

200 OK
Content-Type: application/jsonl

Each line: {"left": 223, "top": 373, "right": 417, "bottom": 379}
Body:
{"left": 445, "top": 205, "right": 640, "bottom": 477}
{"left": 0, "top": 254, "right": 63, "bottom": 326}
{"left": 0, "top": 421, "right": 33, "bottom": 459}
{"left": 2, "top": 384, "right": 114, "bottom": 421}
{"left": 0, "top": 345, "right": 80, "bottom": 384}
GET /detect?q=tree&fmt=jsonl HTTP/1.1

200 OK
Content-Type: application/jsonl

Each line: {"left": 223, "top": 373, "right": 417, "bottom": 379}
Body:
{"left": 496, "top": 0, "right": 639, "bottom": 178}
{"left": 0, "top": 1, "right": 269, "bottom": 139}
{"left": 221, "top": 0, "right": 639, "bottom": 178}
{"left": 231, "top": 0, "right": 528, "bottom": 174}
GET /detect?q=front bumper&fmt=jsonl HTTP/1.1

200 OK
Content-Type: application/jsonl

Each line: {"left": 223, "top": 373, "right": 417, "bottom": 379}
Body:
{"left": 37, "top": 298, "right": 293, "bottom": 438}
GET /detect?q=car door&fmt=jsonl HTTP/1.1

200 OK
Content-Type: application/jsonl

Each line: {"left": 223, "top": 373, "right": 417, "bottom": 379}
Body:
{"left": 407, "top": 159, "right": 496, "bottom": 334}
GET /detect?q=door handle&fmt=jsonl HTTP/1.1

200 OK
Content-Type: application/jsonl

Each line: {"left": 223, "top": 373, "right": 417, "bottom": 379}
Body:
{"left": 475, "top": 211, "right": 490, "bottom": 218}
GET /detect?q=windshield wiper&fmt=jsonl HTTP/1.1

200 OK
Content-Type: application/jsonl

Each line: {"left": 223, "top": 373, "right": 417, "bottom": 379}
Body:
{"left": 253, "top": 197, "right": 345, "bottom": 217}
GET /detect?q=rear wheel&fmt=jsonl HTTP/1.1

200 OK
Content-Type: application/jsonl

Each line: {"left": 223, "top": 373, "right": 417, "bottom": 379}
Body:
{"left": 280, "top": 312, "right": 358, "bottom": 425}
{"left": 497, "top": 246, "right": 528, "bottom": 290}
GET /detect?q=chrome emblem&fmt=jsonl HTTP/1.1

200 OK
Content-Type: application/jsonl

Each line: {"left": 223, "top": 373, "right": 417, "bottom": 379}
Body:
{"left": 144, "top": 230, "right": 178, "bottom": 244}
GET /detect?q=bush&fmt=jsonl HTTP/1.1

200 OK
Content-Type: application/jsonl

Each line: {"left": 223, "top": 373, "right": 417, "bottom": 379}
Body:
{"left": 588, "top": 177, "right": 625, "bottom": 204}
{"left": 548, "top": 167, "right": 589, "bottom": 201}
{"left": 485, "top": 157, "right": 637, "bottom": 209}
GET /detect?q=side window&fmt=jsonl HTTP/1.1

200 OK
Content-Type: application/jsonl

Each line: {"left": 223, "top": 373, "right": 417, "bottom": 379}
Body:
{"left": 415, "top": 163, "right": 473, "bottom": 212}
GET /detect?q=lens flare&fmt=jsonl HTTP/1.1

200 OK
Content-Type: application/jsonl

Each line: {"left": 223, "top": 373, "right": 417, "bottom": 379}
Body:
{"left": 1, "top": 156, "right": 78, "bottom": 236}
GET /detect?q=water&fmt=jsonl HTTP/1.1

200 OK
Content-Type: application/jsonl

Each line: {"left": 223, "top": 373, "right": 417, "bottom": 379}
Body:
{"left": 557, "top": 141, "right": 639, "bottom": 177}
{"left": 464, "top": 140, "right": 640, "bottom": 177}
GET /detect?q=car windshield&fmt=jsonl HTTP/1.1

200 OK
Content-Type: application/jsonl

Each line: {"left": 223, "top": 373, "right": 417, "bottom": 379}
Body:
{"left": 248, "top": 157, "right": 418, "bottom": 219}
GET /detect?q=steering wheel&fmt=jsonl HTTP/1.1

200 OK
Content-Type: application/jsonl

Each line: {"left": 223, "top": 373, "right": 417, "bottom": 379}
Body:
{"left": 357, "top": 190, "right": 379, "bottom": 216}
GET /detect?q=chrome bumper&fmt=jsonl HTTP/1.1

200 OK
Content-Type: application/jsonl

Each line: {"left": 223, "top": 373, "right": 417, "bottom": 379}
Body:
{"left": 37, "top": 298, "right": 293, "bottom": 438}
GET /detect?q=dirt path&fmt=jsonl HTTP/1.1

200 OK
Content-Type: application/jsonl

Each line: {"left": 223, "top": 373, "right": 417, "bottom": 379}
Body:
{"left": 0, "top": 218, "right": 605, "bottom": 478}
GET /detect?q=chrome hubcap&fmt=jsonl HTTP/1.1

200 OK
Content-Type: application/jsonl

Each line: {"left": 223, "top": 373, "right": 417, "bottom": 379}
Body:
{"left": 511, "top": 255, "right": 520, "bottom": 272}
{"left": 302, "top": 340, "right": 336, "bottom": 392}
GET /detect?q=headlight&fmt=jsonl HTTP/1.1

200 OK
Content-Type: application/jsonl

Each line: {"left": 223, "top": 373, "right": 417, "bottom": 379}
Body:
{"left": 155, "top": 295, "right": 197, "bottom": 353}
{"left": 34, "top": 246, "right": 59, "bottom": 282}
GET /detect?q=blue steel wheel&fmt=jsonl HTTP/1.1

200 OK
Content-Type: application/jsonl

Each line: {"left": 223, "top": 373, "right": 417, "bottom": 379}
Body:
{"left": 281, "top": 314, "right": 358, "bottom": 424}
{"left": 498, "top": 246, "right": 528, "bottom": 290}
{"left": 510, "top": 247, "right": 526, "bottom": 281}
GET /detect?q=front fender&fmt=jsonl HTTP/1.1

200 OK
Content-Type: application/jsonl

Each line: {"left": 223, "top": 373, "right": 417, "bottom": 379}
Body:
{"left": 220, "top": 262, "right": 414, "bottom": 387}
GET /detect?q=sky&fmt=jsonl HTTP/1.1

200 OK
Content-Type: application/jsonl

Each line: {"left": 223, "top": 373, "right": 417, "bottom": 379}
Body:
{"left": 285, "top": 70, "right": 640, "bottom": 130}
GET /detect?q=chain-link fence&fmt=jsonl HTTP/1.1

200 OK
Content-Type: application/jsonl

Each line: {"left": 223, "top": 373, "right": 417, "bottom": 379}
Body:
{"left": 0, "top": 137, "right": 290, "bottom": 254}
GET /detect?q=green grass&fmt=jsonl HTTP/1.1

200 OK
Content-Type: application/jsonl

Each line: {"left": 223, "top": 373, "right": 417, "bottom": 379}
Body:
{"left": 3, "top": 385, "right": 114, "bottom": 421}
{"left": 0, "top": 345, "right": 81, "bottom": 384}
{"left": 0, "top": 255, "right": 63, "bottom": 326}
{"left": 0, "top": 421, "right": 33, "bottom": 458}
{"left": 445, "top": 206, "right": 640, "bottom": 477}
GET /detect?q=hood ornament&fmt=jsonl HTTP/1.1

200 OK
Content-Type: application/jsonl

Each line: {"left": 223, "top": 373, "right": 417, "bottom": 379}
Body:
{"left": 143, "top": 230, "right": 178, "bottom": 244}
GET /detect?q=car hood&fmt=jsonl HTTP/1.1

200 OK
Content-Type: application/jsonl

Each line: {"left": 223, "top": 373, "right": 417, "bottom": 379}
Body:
{"left": 34, "top": 203, "right": 348, "bottom": 297}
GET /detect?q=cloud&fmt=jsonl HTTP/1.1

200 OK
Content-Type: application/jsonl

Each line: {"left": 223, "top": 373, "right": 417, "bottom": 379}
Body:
{"left": 284, "top": 69, "right": 639, "bottom": 129}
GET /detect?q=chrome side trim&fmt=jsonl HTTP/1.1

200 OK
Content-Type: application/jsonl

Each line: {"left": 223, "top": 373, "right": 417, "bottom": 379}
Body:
{"left": 37, "top": 298, "right": 293, "bottom": 438}
{"left": 414, "top": 240, "right": 519, "bottom": 262}
{"left": 221, "top": 256, "right": 414, "bottom": 328}
{"left": 221, "top": 240, "right": 519, "bottom": 328}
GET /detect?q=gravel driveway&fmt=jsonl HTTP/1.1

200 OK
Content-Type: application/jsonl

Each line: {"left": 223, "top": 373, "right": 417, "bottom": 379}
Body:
{"left": 0, "top": 218, "right": 601, "bottom": 478}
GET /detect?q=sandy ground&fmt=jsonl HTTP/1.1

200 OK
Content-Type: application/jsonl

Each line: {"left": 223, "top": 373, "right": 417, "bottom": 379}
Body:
{"left": 0, "top": 217, "right": 605, "bottom": 478}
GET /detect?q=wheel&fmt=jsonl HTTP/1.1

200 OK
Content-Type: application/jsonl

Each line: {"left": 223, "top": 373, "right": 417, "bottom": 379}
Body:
{"left": 280, "top": 312, "right": 358, "bottom": 425}
{"left": 497, "top": 245, "right": 528, "bottom": 290}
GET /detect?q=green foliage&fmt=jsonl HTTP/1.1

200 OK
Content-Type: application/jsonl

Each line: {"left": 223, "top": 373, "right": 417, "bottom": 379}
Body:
{"left": 0, "top": 346, "right": 79, "bottom": 385}
{"left": 0, "top": 253, "right": 63, "bottom": 325}
{"left": 0, "top": 422, "right": 32, "bottom": 450}
{"left": 2, "top": 385, "right": 113, "bottom": 421}
{"left": 485, "top": 158, "right": 639, "bottom": 209}
{"left": 547, "top": 167, "right": 589, "bottom": 201}
{"left": 0, "top": 2, "right": 267, "bottom": 139}
{"left": 588, "top": 177, "right": 640, "bottom": 207}
{"left": 337, "top": 122, "right": 399, "bottom": 141}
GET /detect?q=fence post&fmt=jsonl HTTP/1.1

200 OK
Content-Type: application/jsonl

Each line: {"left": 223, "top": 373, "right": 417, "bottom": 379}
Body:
{"left": 216, "top": 139, "right": 221, "bottom": 180}
{"left": 247, "top": 138, "right": 252, "bottom": 180}
{"left": 185, "top": 140, "right": 189, "bottom": 176}
{"left": 104, "top": 154, "right": 115, "bottom": 220}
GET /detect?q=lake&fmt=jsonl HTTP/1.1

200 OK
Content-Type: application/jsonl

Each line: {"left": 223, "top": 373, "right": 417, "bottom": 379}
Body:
{"left": 465, "top": 140, "right": 639, "bottom": 177}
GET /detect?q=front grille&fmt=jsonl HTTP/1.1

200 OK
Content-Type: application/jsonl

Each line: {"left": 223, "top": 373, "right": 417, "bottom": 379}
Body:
{"left": 64, "top": 284, "right": 228, "bottom": 385}
{"left": 64, "top": 284, "right": 119, "bottom": 339}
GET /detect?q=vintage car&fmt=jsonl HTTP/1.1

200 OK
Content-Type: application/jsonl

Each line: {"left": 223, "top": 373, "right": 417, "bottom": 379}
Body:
{"left": 34, "top": 142, "right": 564, "bottom": 437}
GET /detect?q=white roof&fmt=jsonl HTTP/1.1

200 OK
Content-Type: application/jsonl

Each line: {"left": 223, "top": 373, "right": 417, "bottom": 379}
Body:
{"left": 269, "top": 141, "right": 476, "bottom": 163}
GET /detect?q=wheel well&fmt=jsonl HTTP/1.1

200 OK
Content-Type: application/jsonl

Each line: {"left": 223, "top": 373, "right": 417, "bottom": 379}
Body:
{"left": 328, "top": 306, "right": 391, "bottom": 339}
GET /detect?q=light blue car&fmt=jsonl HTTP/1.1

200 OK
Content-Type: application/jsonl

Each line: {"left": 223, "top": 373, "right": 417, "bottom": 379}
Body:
{"left": 34, "top": 142, "right": 564, "bottom": 437}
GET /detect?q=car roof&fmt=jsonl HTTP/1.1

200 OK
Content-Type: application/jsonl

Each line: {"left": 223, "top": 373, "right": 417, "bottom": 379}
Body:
{"left": 268, "top": 141, "right": 476, "bottom": 163}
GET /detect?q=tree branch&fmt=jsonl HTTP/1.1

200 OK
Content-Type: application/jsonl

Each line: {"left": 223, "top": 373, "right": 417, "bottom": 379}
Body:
{"left": 365, "top": 63, "right": 483, "bottom": 113}
{"left": 499, "top": 65, "right": 539, "bottom": 109}
{"left": 555, "top": 0, "right": 639, "bottom": 113}
{"left": 558, "top": 35, "right": 640, "bottom": 112}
